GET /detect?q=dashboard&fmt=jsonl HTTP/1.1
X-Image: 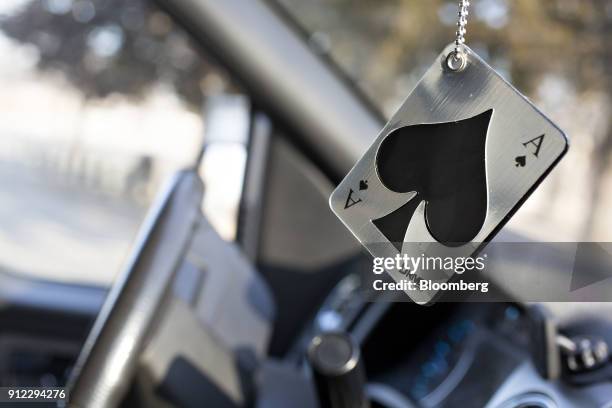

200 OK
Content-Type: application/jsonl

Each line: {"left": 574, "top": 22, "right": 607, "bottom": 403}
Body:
{"left": 0, "top": 271, "right": 103, "bottom": 388}
{"left": 361, "top": 303, "right": 526, "bottom": 407}
{"left": 302, "top": 274, "right": 612, "bottom": 408}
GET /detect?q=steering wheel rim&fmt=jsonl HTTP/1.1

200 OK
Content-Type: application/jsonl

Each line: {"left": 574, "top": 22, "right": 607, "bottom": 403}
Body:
{"left": 67, "top": 170, "right": 203, "bottom": 408}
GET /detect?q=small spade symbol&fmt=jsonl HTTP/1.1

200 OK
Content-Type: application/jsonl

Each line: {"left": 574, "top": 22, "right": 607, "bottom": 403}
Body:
{"left": 515, "top": 155, "right": 526, "bottom": 167}
{"left": 359, "top": 180, "right": 368, "bottom": 190}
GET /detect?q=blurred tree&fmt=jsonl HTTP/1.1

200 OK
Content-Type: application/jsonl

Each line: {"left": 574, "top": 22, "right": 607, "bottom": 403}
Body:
{"left": 0, "top": 0, "right": 227, "bottom": 109}
{"left": 531, "top": 0, "right": 612, "bottom": 239}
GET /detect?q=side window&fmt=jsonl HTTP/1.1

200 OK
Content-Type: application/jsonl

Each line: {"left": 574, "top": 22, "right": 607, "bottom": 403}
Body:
{"left": 0, "top": 0, "right": 244, "bottom": 285}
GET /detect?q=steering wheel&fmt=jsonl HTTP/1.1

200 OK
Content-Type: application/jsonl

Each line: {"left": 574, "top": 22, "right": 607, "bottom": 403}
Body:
{"left": 67, "top": 170, "right": 203, "bottom": 408}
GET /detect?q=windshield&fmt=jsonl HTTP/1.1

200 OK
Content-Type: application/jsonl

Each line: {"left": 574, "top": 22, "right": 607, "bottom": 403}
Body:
{"left": 0, "top": 0, "right": 241, "bottom": 285}
{"left": 275, "top": 0, "right": 612, "bottom": 243}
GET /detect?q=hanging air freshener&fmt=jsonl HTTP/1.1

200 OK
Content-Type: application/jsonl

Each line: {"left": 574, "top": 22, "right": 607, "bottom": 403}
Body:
{"left": 329, "top": 0, "right": 568, "bottom": 303}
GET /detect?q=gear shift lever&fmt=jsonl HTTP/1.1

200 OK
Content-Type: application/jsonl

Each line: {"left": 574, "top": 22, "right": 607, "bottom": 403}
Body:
{"left": 307, "top": 331, "right": 369, "bottom": 408}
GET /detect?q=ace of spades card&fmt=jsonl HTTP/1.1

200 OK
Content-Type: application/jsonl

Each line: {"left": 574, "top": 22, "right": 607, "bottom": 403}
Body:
{"left": 329, "top": 44, "right": 568, "bottom": 304}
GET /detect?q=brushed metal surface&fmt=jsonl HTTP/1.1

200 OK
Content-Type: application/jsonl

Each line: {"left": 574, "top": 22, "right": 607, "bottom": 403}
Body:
{"left": 330, "top": 44, "right": 568, "bottom": 304}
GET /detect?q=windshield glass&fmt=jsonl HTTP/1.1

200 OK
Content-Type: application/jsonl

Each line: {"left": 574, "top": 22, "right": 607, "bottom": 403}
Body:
{"left": 0, "top": 0, "right": 240, "bottom": 285}
{"left": 275, "top": 0, "right": 612, "bottom": 243}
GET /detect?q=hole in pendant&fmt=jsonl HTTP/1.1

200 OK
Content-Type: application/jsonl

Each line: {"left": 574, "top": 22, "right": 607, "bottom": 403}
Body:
{"left": 446, "top": 51, "right": 467, "bottom": 72}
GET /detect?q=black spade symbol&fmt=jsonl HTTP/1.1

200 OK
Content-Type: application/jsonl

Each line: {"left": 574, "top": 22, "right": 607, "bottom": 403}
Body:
{"left": 373, "top": 109, "right": 492, "bottom": 248}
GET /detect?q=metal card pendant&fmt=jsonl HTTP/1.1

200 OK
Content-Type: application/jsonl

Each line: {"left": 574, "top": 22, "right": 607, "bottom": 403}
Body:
{"left": 329, "top": 44, "right": 568, "bottom": 303}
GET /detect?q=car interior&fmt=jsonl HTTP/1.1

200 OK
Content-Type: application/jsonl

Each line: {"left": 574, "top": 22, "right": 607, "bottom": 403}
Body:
{"left": 1, "top": 0, "right": 612, "bottom": 407}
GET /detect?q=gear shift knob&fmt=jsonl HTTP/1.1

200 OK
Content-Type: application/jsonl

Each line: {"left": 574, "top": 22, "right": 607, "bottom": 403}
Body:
{"left": 307, "top": 331, "right": 369, "bottom": 408}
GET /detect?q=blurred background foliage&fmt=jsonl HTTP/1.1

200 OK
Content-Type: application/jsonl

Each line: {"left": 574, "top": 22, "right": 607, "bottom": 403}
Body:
{"left": 3, "top": 1, "right": 610, "bottom": 114}
{"left": 275, "top": 0, "right": 611, "bottom": 109}
{"left": 0, "top": 0, "right": 234, "bottom": 109}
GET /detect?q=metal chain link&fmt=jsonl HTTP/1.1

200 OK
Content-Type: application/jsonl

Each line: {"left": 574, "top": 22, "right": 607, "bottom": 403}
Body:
{"left": 447, "top": 0, "right": 471, "bottom": 71}
{"left": 454, "top": 0, "right": 470, "bottom": 55}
